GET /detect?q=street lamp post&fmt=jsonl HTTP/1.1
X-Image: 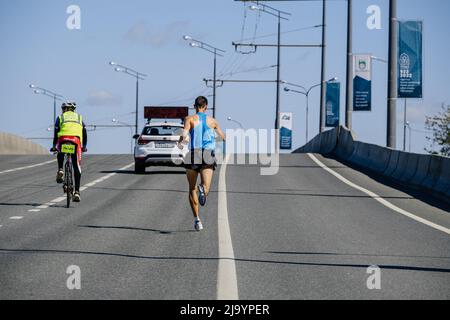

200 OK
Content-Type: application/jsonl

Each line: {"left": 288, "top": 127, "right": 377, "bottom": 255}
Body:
{"left": 283, "top": 77, "right": 337, "bottom": 144}
{"left": 405, "top": 121, "right": 412, "bottom": 153}
{"left": 109, "top": 62, "right": 147, "bottom": 136}
{"left": 112, "top": 118, "right": 134, "bottom": 155}
{"left": 227, "top": 117, "right": 244, "bottom": 130}
{"left": 228, "top": 117, "right": 245, "bottom": 154}
{"left": 183, "top": 35, "right": 225, "bottom": 119}
{"left": 29, "top": 85, "right": 64, "bottom": 128}
{"left": 248, "top": 3, "right": 291, "bottom": 151}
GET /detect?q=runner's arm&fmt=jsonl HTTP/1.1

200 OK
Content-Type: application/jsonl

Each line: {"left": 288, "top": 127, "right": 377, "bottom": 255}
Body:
{"left": 214, "top": 120, "right": 226, "bottom": 141}
{"left": 179, "top": 116, "right": 191, "bottom": 146}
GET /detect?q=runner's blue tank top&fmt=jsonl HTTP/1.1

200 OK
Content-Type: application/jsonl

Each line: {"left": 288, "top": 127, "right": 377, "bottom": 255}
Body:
{"left": 190, "top": 112, "right": 216, "bottom": 150}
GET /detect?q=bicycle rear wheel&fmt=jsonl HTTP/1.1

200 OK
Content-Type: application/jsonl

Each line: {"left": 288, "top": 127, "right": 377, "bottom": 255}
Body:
{"left": 65, "top": 158, "right": 73, "bottom": 208}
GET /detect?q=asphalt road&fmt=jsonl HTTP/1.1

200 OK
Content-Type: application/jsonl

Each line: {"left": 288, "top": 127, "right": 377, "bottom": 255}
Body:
{"left": 0, "top": 154, "right": 449, "bottom": 300}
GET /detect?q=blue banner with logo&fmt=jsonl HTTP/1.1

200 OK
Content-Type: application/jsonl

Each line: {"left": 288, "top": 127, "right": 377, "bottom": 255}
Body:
{"left": 279, "top": 112, "right": 293, "bottom": 150}
{"left": 326, "top": 82, "right": 340, "bottom": 127}
{"left": 398, "top": 21, "right": 423, "bottom": 98}
{"left": 353, "top": 55, "right": 372, "bottom": 111}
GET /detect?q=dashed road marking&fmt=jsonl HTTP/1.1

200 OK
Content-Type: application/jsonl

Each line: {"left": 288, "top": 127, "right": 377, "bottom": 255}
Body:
{"left": 27, "top": 163, "right": 134, "bottom": 211}
{"left": 9, "top": 216, "right": 23, "bottom": 220}
{"left": 0, "top": 160, "right": 55, "bottom": 175}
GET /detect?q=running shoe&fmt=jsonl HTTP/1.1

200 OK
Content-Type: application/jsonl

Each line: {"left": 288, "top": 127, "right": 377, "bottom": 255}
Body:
{"left": 194, "top": 219, "right": 203, "bottom": 231}
{"left": 198, "top": 184, "right": 207, "bottom": 206}
{"left": 56, "top": 170, "right": 64, "bottom": 184}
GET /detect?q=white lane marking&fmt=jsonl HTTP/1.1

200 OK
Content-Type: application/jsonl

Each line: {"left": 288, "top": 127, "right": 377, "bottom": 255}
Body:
{"left": 34, "top": 163, "right": 134, "bottom": 208}
{"left": 217, "top": 154, "right": 239, "bottom": 300}
{"left": 9, "top": 216, "right": 23, "bottom": 220}
{"left": 308, "top": 153, "right": 450, "bottom": 236}
{"left": 28, "top": 209, "right": 41, "bottom": 212}
{"left": 0, "top": 160, "right": 55, "bottom": 175}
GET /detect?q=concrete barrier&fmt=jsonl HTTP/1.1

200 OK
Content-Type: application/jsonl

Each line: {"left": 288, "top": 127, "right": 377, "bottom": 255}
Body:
{"left": 392, "top": 151, "right": 410, "bottom": 181}
{"left": 294, "top": 126, "right": 450, "bottom": 204}
{"left": 400, "top": 153, "right": 420, "bottom": 183}
{"left": 367, "top": 144, "right": 391, "bottom": 174}
{"left": 320, "top": 128, "right": 339, "bottom": 155}
{"left": 0, "top": 132, "right": 48, "bottom": 155}
{"left": 335, "top": 128, "right": 355, "bottom": 159}
{"left": 434, "top": 157, "right": 450, "bottom": 194}
{"left": 422, "top": 156, "right": 443, "bottom": 191}
{"left": 384, "top": 150, "right": 400, "bottom": 177}
{"left": 410, "top": 155, "right": 431, "bottom": 186}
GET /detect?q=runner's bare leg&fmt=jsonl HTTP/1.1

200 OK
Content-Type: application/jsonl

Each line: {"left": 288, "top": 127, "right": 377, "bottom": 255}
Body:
{"left": 200, "top": 168, "right": 214, "bottom": 196}
{"left": 186, "top": 169, "right": 199, "bottom": 218}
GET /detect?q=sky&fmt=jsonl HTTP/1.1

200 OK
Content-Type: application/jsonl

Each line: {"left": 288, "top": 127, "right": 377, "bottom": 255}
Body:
{"left": 0, "top": 0, "right": 449, "bottom": 154}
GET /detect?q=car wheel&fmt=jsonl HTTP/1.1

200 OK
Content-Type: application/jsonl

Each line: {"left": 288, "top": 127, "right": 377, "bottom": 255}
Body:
{"left": 135, "top": 161, "right": 146, "bottom": 174}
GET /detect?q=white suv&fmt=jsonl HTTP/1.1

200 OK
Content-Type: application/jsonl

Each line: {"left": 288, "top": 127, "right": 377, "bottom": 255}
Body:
{"left": 134, "top": 121, "right": 188, "bottom": 173}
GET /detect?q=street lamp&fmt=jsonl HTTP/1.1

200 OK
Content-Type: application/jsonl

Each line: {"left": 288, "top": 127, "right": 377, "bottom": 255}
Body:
{"left": 112, "top": 118, "right": 134, "bottom": 155}
{"left": 227, "top": 117, "right": 244, "bottom": 130}
{"left": 283, "top": 77, "right": 337, "bottom": 144}
{"left": 28, "top": 84, "right": 65, "bottom": 129}
{"left": 183, "top": 35, "right": 225, "bottom": 118}
{"left": 109, "top": 61, "right": 148, "bottom": 136}
{"left": 228, "top": 117, "right": 245, "bottom": 154}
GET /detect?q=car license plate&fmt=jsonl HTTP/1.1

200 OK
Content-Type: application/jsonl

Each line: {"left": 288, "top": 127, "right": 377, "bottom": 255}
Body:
{"left": 155, "top": 143, "right": 174, "bottom": 148}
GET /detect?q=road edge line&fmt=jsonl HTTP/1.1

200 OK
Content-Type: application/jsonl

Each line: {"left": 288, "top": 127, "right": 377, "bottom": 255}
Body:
{"left": 217, "top": 154, "right": 239, "bottom": 300}
{"left": 308, "top": 153, "right": 450, "bottom": 236}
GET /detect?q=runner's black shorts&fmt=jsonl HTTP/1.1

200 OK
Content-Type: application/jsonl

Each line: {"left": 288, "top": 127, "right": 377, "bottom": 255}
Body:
{"left": 184, "top": 149, "right": 217, "bottom": 172}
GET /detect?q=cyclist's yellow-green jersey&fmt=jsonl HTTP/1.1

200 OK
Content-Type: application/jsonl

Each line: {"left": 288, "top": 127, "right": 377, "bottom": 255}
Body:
{"left": 58, "top": 111, "right": 84, "bottom": 145}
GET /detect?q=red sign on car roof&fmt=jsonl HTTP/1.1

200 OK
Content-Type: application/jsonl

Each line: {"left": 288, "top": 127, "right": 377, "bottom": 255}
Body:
{"left": 144, "top": 107, "right": 189, "bottom": 120}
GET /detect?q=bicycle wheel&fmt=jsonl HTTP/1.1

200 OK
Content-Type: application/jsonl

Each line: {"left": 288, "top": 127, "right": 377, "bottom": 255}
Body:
{"left": 65, "top": 157, "right": 73, "bottom": 208}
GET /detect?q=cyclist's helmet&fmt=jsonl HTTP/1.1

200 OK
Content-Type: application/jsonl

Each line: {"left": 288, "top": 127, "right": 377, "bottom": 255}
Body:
{"left": 61, "top": 102, "right": 77, "bottom": 112}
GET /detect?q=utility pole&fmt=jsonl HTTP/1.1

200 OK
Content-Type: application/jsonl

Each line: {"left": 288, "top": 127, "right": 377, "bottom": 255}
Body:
{"left": 319, "top": 0, "right": 327, "bottom": 133}
{"left": 275, "top": 11, "right": 282, "bottom": 136}
{"left": 387, "top": 0, "right": 398, "bottom": 148}
{"left": 345, "top": 0, "right": 353, "bottom": 130}
{"left": 213, "top": 49, "right": 217, "bottom": 118}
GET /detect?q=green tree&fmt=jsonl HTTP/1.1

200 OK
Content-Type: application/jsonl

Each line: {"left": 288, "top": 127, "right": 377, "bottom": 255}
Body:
{"left": 425, "top": 103, "right": 450, "bottom": 157}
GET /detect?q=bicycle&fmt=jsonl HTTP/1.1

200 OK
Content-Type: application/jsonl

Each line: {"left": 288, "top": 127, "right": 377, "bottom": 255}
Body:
{"left": 60, "top": 142, "right": 76, "bottom": 208}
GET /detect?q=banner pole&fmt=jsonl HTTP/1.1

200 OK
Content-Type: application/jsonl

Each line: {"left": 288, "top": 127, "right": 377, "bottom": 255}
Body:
{"left": 403, "top": 98, "right": 407, "bottom": 152}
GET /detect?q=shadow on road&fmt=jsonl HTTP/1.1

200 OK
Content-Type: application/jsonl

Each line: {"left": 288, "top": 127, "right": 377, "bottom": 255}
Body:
{"left": 100, "top": 170, "right": 185, "bottom": 176}
{"left": 267, "top": 251, "right": 450, "bottom": 260}
{"left": 224, "top": 190, "right": 415, "bottom": 200}
{"left": 84, "top": 186, "right": 187, "bottom": 193}
{"left": 1, "top": 248, "right": 449, "bottom": 274}
{"left": 78, "top": 224, "right": 196, "bottom": 235}
{"left": 0, "top": 202, "right": 42, "bottom": 208}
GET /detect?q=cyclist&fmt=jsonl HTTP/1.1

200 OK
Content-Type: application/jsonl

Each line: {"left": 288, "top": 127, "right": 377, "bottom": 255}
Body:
{"left": 50, "top": 102, "right": 87, "bottom": 202}
{"left": 178, "top": 96, "right": 225, "bottom": 231}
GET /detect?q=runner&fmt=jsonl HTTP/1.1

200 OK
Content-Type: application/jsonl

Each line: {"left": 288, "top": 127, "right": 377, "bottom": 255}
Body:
{"left": 178, "top": 96, "right": 225, "bottom": 231}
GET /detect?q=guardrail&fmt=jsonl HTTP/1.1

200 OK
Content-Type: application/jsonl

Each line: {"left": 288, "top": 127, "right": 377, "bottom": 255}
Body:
{"left": 295, "top": 126, "right": 450, "bottom": 204}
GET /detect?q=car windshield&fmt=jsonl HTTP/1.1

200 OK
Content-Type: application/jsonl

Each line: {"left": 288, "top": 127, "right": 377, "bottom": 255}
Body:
{"left": 143, "top": 126, "right": 182, "bottom": 136}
